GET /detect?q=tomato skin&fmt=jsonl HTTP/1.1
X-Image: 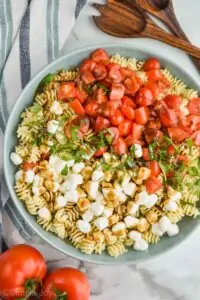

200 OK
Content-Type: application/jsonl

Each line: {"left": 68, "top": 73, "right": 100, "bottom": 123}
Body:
{"left": 121, "top": 105, "right": 135, "bottom": 120}
{"left": 164, "top": 95, "right": 182, "bottom": 109}
{"left": 135, "top": 107, "right": 149, "bottom": 125}
{"left": 110, "top": 83, "right": 125, "bottom": 101}
{"left": 112, "top": 138, "right": 128, "bottom": 155}
{"left": 136, "top": 87, "right": 154, "bottom": 106}
{"left": 142, "top": 148, "right": 150, "bottom": 161}
{"left": 118, "top": 119, "right": 132, "bottom": 136}
{"left": 69, "top": 99, "right": 85, "bottom": 115}
{"left": 145, "top": 128, "right": 163, "bottom": 144}
{"left": 0, "top": 244, "right": 46, "bottom": 299}
{"left": 41, "top": 268, "right": 90, "bottom": 300}
{"left": 122, "top": 96, "right": 136, "bottom": 108}
{"left": 93, "top": 63, "right": 107, "bottom": 80}
{"left": 120, "top": 67, "right": 136, "bottom": 79}
{"left": 91, "top": 48, "right": 110, "bottom": 65}
{"left": 94, "top": 146, "right": 108, "bottom": 157}
{"left": 159, "top": 107, "right": 178, "bottom": 127}
{"left": 81, "top": 71, "right": 95, "bottom": 85}
{"left": 110, "top": 109, "right": 124, "bottom": 126}
{"left": 132, "top": 123, "right": 144, "bottom": 141}
{"left": 145, "top": 81, "right": 160, "bottom": 99}
{"left": 57, "top": 83, "right": 75, "bottom": 100}
{"left": 95, "top": 116, "right": 110, "bottom": 131}
{"left": 80, "top": 59, "right": 96, "bottom": 73}
{"left": 148, "top": 160, "right": 161, "bottom": 176}
{"left": 143, "top": 58, "right": 160, "bottom": 71}
{"left": 167, "top": 145, "right": 176, "bottom": 155}
{"left": 144, "top": 176, "right": 162, "bottom": 194}
{"left": 168, "top": 127, "right": 186, "bottom": 142}
{"left": 85, "top": 102, "right": 98, "bottom": 117}
{"left": 188, "top": 98, "right": 200, "bottom": 115}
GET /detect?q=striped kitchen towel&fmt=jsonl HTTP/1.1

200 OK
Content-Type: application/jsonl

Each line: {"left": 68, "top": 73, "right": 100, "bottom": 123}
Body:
{"left": 0, "top": 0, "right": 87, "bottom": 256}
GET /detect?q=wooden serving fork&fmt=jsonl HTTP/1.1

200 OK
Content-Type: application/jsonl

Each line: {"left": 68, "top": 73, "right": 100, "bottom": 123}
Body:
{"left": 93, "top": 1, "right": 200, "bottom": 59}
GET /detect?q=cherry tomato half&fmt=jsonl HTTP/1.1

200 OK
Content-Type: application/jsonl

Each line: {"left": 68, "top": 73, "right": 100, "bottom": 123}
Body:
{"left": 121, "top": 105, "right": 135, "bottom": 120}
{"left": 143, "top": 58, "right": 161, "bottom": 71}
{"left": 80, "top": 59, "right": 96, "bottom": 73}
{"left": 145, "top": 128, "right": 163, "bottom": 144}
{"left": 94, "top": 146, "right": 108, "bottom": 157}
{"left": 136, "top": 87, "right": 154, "bottom": 106}
{"left": 57, "top": 83, "right": 75, "bottom": 100}
{"left": 118, "top": 119, "right": 132, "bottom": 136}
{"left": 132, "top": 123, "right": 144, "bottom": 141}
{"left": 159, "top": 107, "right": 178, "bottom": 127}
{"left": 148, "top": 160, "right": 161, "bottom": 176}
{"left": 135, "top": 107, "right": 149, "bottom": 125}
{"left": 124, "top": 77, "right": 140, "bottom": 96}
{"left": 168, "top": 127, "right": 186, "bottom": 142}
{"left": 93, "top": 63, "right": 107, "bottom": 81}
{"left": 142, "top": 148, "right": 150, "bottom": 161}
{"left": 108, "top": 63, "right": 122, "bottom": 83}
{"left": 85, "top": 102, "right": 99, "bottom": 117}
{"left": 122, "top": 96, "right": 136, "bottom": 108}
{"left": 144, "top": 176, "right": 162, "bottom": 194}
{"left": 110, "top": 109, "right": 124, "bottom": 126}
{"left": 164, "top": 95, "right": 182, "bottom": 109}
{"left": 110, "top": 83, "right": 125, "bottom": 101}
{"left": 145, "top": 81, "right": 160, "bottom": 99}
{"left": 81, "top": 71, "right": 95, "bottom": 85}
{"left": 91, "top": 48, "right": 110, "bottom": 65}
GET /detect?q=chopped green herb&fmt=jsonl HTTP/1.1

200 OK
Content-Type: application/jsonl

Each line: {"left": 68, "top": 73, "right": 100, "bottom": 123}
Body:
{"left": 95, "top": 83, "right": 110, "bottom": 94}
{"left": 187, "top": 138, "right": 194, "bottom": 148}
{"left": 61, "top": 165, "right": 68, "bottom": 176}
{"left": 84, "top": 85, "right": 93, "bottom": 95}
{"left": 36, "top": 73, "right": 54, "bottom": 93}
{"left": 70, "top": 126, "right": 79, "bottom": 141}
{"left": 30, "top": 103, "right": 42, "bottom": 114}
{"left": 101, "top": 163, "right": 111, "bottom": 171}
{"left": 125, "top": 157, "right": 136, "bottom": 168}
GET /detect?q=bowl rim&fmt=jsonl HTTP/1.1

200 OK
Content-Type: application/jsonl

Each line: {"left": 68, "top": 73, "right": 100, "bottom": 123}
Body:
{"left": 4, "top": 42, "right": 200, "bottom": 265}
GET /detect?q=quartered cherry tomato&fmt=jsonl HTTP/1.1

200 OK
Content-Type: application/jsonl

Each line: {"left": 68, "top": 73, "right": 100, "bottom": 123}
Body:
{"left": 69, "top": 99, "right": 85, "bottom": 115}
{"left": 144, "top": 176, "right": 162, "bottom": 194}
{"left": 93, "top": 63, "right": 107, "bottom": 80}
{"left": 145, "top": 81, "right": 160, "bottom": 99}
{"left": 94, "top": 146, "right": 108, "bottom": 157}
{"left": 164, "top": 95, "right": 182, "bottom": 109}
{"left": 118, "top": 119, "right": 132, "bottom": 136}
{"left": 80, "top": 59, "right": 96, "bottom": 73}
{"left": 91, "top": 48, "right": 110, "bottom": 65}
{"left": 110, "top": 83, "right": 125, "bottom": 101}
{"left": 124, "top": 77, "right": 140, "bottom": 95}
{"left": 94, "top": 88, "right": 108, "bottom": 104}
{"left": 136, "top": 87, "right": 154, "bottom": 106}
{"left": 81, "top": 71, "right": 95, "bottom": 85}
{"left": 145, "top": 128, "right": 163, "bottom": 144}
{"left": 107, "top": 63, "right": 122, "bottom": 83}
{"left": 57, "top": 83, "right": 75, "bottom": 100}
{"left": 148, "top": 160, "right": 161, "bottom": 176}
{"left": 188, "top": 97, "right": 200, "bottom": 115}
{"left": 135, "top": 107, "right": 149, "bottom": 125}
{"left": 95, "top": 116, "right": 110, "bottom": 131}
{"left": 146, "top": 69, "right": 163, "bottom": 82}
{"left": 142, "top": 148, "right": 150, "bottom": 161}
{"left": 121, "top": 105, "right": 135, "bottom": 120}
{"left": 122, "top": 96, "right": 136, "bottom": 108}
{"left": 85, "top": 102, "right": 99, "bottom": 117}
{"left": 168, "top": 127, "right": 186, "bottom": 142}
{"left": 110, "top": 109, "right": 124, "bottom": 126}
{"left": 76, "top": 86, "right": 88, "bottom": 103}
{"left": 159, "top": 107, "right": 178, "bottom": 127}
{"left": 143, "top": 58, "right": 161, "bottom": 71}
{"left": 132, "top": 123, "right": 144, "bottom": 141}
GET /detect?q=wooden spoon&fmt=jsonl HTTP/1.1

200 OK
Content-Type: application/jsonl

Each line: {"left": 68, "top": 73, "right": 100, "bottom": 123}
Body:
{"left": 92, "top": 1, "right": 200, "bottom": 59}
{"left": 135, "top": 0, "right": 200, "bottom": 70}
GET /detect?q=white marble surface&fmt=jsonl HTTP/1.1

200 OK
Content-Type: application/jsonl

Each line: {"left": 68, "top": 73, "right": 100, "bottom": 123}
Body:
{"left": 44, "top": 1, "right": 200, "bottom": 299}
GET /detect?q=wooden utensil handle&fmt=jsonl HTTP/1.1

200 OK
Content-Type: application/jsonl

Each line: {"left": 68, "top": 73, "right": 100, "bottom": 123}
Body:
{"left": 144, "top": 26, "right": 200, "bottom": 59}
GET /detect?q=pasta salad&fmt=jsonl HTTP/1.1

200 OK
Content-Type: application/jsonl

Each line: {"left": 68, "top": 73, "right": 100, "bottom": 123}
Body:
{"left": 10, "top": 48, "right": 200, "bottom": 258}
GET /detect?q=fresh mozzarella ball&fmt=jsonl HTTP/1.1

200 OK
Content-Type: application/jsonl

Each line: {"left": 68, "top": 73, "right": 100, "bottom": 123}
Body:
{"left": 91, "top": 202, "right": 104, "bottom": 216}
{"left": 121, "top": 174, "right": 131, "bottom": 186}
{"left": 158, "top": 216, "right": 172, "bottom": 232}
{"left": 124, "top": 216, "right": 139, "bottom": 228}
{"left": 55, "top": 195, "right": 67, "bottom": 209}
{"left": 15, "top": 170, "right": 24, "bottom": 181}
{"left": 33, "top": 174, "right": 44, "bottom": 187}
{"left": 103, "top": 207, "right": 114, "bottom": 218}
{"left": 151, "top": 223, "right": 164, "bottom": 236}
{"left": 10, "top": 152, "right": 23, "bottom": 165}
{"left": 82, "top": 210, "right": 94, "bottom": 222}
{"left": 61, "top": 174, "right": 83, "bottom": 191}
{"left": 65, "top": 159, "right": 75, "bottom": 167}
{"left": 134, "top": 239, "right": 149, "bottom": 251}
{"left": 24, "top": 170, "right": 35, "bottom": 184}
{"left": 88, "top": 181, "right": 99, "bottom": 199}
{"left": 117, "top": 191, "right": 127, "bottom": 203}
{"left": 123, "top": 182, "right": 137, "bottom": 197}
{"left": 64, "top": 190, "right": 79, "bottom": 203}
{"left": 112, "top": 222, "right": 126, "bottom": 234}
{"left": 96, "top": 191, "right": 104, "bottom": 203}
{"left": 145, "top": 194, "right": 158, "bottom": 209}
{"left": 167, "top": 224, "right": 179, "bottom": 236}
{"left": 92, "top": 169, "right": 104, "bottom": 181}
{"left": 72, "top": 162, "right": 85, "bottom": 174}
{"left": 38, "top": 207, "right": 51, "bottom": 220}
{"left": 50, "top": 101, "right": 63, "bottom": 115}
{"left": 94, "top": 217, "right": 108, "bottom": 231}
{"left": 164, "top": 200, "right": 178, "bottom": 212}
{"left": 170, "top": 192, "right": 182, "bottom": 202}
{"left": 128, "top": 230, "right": 142, "bottom": 241}
{"left": 32, "top": 186, "right": 46, "bottom": 196}
{"left": 52, "top": 182, "right": 60, "bottom": 193}
{"left": 135, "top": 191, "right": 149, "bottom": 205}
{"left": 47, "top": 120, "right": 59, "bottom": 134}
{"left": 77, "top": 220, "right": 91, "bottom": 234}
{"left": 132, "top": 143, "right": 143, "bottom": 158}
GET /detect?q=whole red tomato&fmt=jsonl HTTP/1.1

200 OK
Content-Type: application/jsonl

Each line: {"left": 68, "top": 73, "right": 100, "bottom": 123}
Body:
{"left": 41, "top": 268, "right": 90, "bottom": 300}
{"left": 0, "top": 244, "right": 47, "bottom": 299}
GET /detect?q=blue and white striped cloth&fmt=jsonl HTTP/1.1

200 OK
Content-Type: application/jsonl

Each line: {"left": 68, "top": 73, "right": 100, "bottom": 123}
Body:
{"left": 0, "top": 0, "right": 87, "bottom": 255}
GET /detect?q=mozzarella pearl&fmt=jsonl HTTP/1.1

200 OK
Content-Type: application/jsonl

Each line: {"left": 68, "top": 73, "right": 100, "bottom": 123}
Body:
{"left": 50, "top": 101, "right": 63, "bottom": 115}
{"left": 47, "top": 120, "right": 59, "bottom": 134}
{"left": 91, "top": 202, "right": 104, "bottom": 216}
{"left": 94, "top": 217, "right": 108, "bottom": 231}
{"left": 77, "top": 220, "right": 91, "bottom": 234}
{"left": 128, "top": 230, "right": 142, "bottom": 241}
{"left": 124, "top": 216, "right": 139, "bottom": 228}
{"left": 82, "top": 210, "right": 94, "bottom": 222}
{"left": 72, "top": 162, "right": 85, "bottom": 174}
{"left": 10, "top": 152, "right": 23, "bottom": 165}
{"left": 134, "top": 239, "right": 149, "bottom": 251}
{"left": 24, "top": 170, "right": 35, "bottom": 184}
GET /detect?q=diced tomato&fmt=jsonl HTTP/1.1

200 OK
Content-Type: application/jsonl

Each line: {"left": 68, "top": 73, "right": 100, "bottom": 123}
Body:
{"left": 135, "top": 107, "right": 149, "bottom": 125}
{"left": 85, "top": 102, "right": 99, "bottom": 117}
{"left": 65, "top": 116, "right": 90, "bottom": 138}
{"left": 143, "top": 58, "right": 161, "bottom": 71}
{"left": 93, "top": 87, "right": 108, "bottom": 104}
{"left": 79, "top": 117, "right": 90, "bottom": 134}
{"left": 164, "top": 95, "right": 182, "bottom": 109}
{"left": 91, "top": 48, "right": 110, "bottom": 65}
{"left": 159, "top": 107, "right": 178, "bottom": 127}
{"left": 118, "top": 119, "right": 132, "bottom": 137}
{"left": 136, "top": 87, "right": 154, "bottom": 106}
{"left": 167, "top": 145, "right": 176, "bottom": 156}
{"left": 120, "top": 67, "right": 136, "bottom": 80}
{"left": 94, "top": 146, "right": 108, "bottom": 157}
{"left": 81, "top": 71, "right": 95, "bottom": 85}
{"left": 121, "top": 105, "right": 135, "bottom": 120}
{"left": 93, "top": 63, "right": 107, "bottom": 80}
{"left": 145, "top": 128, "right": 163, "bottom": 144}
{"left": 142, "top": 148, "right": 150, "bottom": 161}
{"left": 110, "top": 83, "right": 125, "bottom": 101}
{"left": 188, "top": 98, "right": 200, "bottom": 115}
{"left": 191, "top": 130, "right": 200, "bottom": 146}
{"left": 69, "top": 99, "right": 85, "bottom": 115}
{"left": 95, "top": 116, "right": 110, "bottom": 131}
{"left": 22, "top": 162, "right": 38, "bottom": 171}
{"left": 125, "top": 135, "right": 134, "bottom": 147}
{"left": 132, "top": 123, "right": 144, "bottom": 141}
{"left": 147, "top": 69, "right": 163, "bottom": 82}
{"left": 187, "top": 115, "right": 200, "bottom": 131}
{"left": 106, "top": 127, "right": 120, "bottom": 143}
{"left": 103, "top": 100, "right": 122, "bottom": 117}
{"left": 112, "top": 137, "right": 128, "bottom": 155}
{"left": 80, "top": 59, "right": 96, "bottom": 73}
{"left": 122, "top": 96, "right": 136, "bottom": 108}
{"left": 145, "top": 81, "right": 160, "bottom": 99}
{"left": 124, "top": 77, "right": 140, "bottom": 95}
{"left": 107, "top": 63, "right": 122, "bottom": 83}
{"left": 57, "top": 83, "right": 75, "bottom": 100}
{"left": 75, "top": 86, "right": 88, "bottom": 103}
{"left": 177, "top": 154, "right": 189, "bottom": 165}
{"left": 147, "top": 120, "right": 161, "bottom": 129}
{"left": 148, "top": 160, "right": 161, "bottom": 176}
{"left": 144, "top": 176, "right": 162, "bottom": 194}
{"left": 168, "top": 127, "right": 186, "bottom": 142}
{"left": 110, "top": 109, "right": 124, "bottom": 126}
